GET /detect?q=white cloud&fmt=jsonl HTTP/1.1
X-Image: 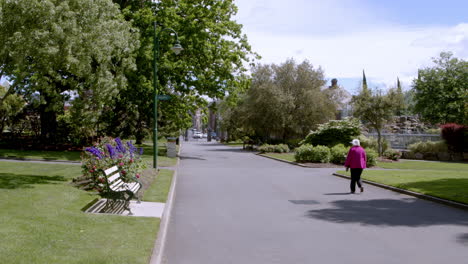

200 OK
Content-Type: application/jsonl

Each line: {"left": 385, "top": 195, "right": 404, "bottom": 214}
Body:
{"left": 234, "top": 0, "right": 468, "bottom": 90}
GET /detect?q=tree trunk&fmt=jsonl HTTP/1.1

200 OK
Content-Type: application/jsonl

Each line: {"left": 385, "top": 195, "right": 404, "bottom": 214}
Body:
{"left": 377, "top": 129, "right": 382, "bottom": 156}
{"left": 39, "top": 93, "right": 59, "bottom": 145}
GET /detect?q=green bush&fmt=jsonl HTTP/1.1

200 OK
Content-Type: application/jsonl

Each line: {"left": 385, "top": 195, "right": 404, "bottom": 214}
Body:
{"left": 383, "top": 149, "right": 401, "bottom": 161}
{"left": 366, "top": 148, "right": 378, "bottom": 167}
{"left": 301, "top": 118, "right": 361, "bottom": 147}
{"left": 275, "top": 144, "right": 290, "bottom": 153}
{"left": 408, "top": 141, "right": 448, "bottom": 154}
{"left": 294, "top": 144, "right": 314, "bottom": 161}
{"left": 295, "top": 144, "right": 330, "bottom": 163}
{"left": 258, "top": 144, "right": 290, "bottom": 153}
{"left": 358, "top": 135, "right": 389, "bottom": 153}
{"left": 330, "top": 144, "right": 348, "bottom": 164}
{"left": 258, "top": 144, "right": 274, "bottom": 153}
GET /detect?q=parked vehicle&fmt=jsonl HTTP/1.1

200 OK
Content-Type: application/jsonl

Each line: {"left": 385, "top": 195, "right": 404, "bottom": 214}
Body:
{"left": 193, "top": 132, "right": 202, "bottom": 139}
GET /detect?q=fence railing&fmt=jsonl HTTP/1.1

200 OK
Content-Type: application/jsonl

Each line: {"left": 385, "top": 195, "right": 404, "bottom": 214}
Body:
{"left": 365, "top": 133, "right": 441, "bottom": 150}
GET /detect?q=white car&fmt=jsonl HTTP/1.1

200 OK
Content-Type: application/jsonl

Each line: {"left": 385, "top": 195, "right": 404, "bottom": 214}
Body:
{"left": 193, "top": 132, "right": 202, "bottom": 138}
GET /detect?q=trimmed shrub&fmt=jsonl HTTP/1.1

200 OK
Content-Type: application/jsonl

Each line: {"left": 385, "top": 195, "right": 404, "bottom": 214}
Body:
{"left": 258, "top": 144, "right": 290, "bottom": 153}
{"left": 366, "top": 149, "right": 378, "bottom": 167}
{"left": 383, "top": 149, "right": 401, "bottom": 161}
{"left": 258, "top": 144, "right": 274, "bottom": 153}
{"left": 330, "top": 144, "right": 348, "bottom": 164}
{"left": 275, "top": 144, "right": 290, "bottom": 153}
{"left": 440, "top": 123, "right": 466, "bottom": 152}
{"left": 408, "top": 141, "right": 448, "bottom": 154}
{"left": 310, "top": 145, "right": 331, "bottom": 163}
{"left": 294, "top": 144, "right": 314, "bottom": 161}
{"left": 301, "top": 118, "right": 361, "bottom": 147}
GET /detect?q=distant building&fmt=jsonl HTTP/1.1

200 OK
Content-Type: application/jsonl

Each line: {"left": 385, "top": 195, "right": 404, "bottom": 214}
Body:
{"left": 323, "top": 78, "right": 352, "bottom": 120}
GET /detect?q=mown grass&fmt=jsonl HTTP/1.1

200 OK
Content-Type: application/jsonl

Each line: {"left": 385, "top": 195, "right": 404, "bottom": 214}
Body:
{"left": 138, "top": 142, "right": 178, "bottom": 167}
{"left": 142, "top": 169, "right": 174, "bottom": 203}
{"left": 261, "top": 152, "right": 295, "bottom": 162}
{"left": 0, "top": 149, "right": 81, "bottom": 161}
{"left": 337, "top": 160, "right": 468, "bottom": 204}
{"left": 376, "top": 160, "right": 468, "bottom": 171}
{"left": 0, "top": 161, "right": 164, "bottom": 264}
{"left": 0, "top": 140, "right": 178, "bottom": 167}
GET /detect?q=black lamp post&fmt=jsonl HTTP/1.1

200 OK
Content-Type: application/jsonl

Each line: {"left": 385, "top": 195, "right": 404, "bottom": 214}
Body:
{"left": 153, "top": 22, "right": 183, "bottom": 169}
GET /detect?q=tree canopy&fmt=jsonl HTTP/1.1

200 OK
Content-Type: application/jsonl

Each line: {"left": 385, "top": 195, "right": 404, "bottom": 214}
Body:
{"left": 412, "top": 52, "right": 468, "bottom": 125}
{"left": 221, "top": 59, "right": 336, "bottom": 143}
{"left": 0, "top": 0, "right": 138, "bottom": 143}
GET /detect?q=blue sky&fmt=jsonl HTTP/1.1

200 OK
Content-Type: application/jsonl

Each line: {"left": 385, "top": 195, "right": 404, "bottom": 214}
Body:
{"left": 234, "top": 0, "right": 468, "bottom": 93}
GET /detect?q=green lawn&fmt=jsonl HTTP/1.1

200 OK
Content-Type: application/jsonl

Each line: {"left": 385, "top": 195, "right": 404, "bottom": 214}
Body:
{"left": 138, "top": 142, "right": 178, "bottom": 167}
{"left": 0, "top": 148, "right": 81, "bottom": 161}
{"left": 337, "top": 160, "right": 468, "bottom": 204}
{"left": 376, "top": 160, "right": 468, "bottom": 171}
{"left": 0, "top": 142, "right": 178, "bottom": 167}
{"left": 143, "top": 169, "right": 174, "bottom": 203}
{"left": 0, "top": 161, "right": 169, "bottom": 264}
{"left": 261, "top": 152, "right": 295, "bottom": 162}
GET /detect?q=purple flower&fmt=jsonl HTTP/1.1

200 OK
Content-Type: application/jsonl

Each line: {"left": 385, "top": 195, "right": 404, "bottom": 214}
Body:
{"left": 85, "top": 147, "right": 103, "bottom": 159}
{"left": 139, "top": 148, "right": 144, "bottom": 155}
{"left": 127, "top": 141, "right": 137, "bottom": 156}
{"left": 115, "top": 137, "right": 127, "bottom": 153}
{"left": 106, "top": 144, "right": 117, "bottom": 159}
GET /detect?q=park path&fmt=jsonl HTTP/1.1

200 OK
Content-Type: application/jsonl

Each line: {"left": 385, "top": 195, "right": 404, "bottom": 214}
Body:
{"left": 163, "top": 140, "right": 468, "bottom": 264}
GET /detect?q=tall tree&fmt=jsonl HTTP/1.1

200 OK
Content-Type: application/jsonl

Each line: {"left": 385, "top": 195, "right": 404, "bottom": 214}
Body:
{"left": 108, "top": 0, "right": 257, "bottom": 143}
{"left": 362, "top": 70, "right": 368, "bottom": 92}
{"left": 233, "top": 59, "right": 336, "bottom": 142}
{"left": 387, "top": 77, "right": 406, "bottom": 116}
{"left": 413, "top": 52, "right": 468, "bottom": 124}
{"left": 0, "top": 0, "right": 138, "bottom": 143}
{"left": 352, "top": 75, "right": 395, "bottom": 155}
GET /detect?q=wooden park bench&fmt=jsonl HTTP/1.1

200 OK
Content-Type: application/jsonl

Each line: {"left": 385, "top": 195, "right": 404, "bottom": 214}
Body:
{"left": 102, "top": 166, "right": 142, "bottom": 215}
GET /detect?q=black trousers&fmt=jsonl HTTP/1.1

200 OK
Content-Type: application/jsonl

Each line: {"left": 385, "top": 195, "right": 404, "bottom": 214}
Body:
{"left": 350, "top": 168, "right": 363, "bottom": 192}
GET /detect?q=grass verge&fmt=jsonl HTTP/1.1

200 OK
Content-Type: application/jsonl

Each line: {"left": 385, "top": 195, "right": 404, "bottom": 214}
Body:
{"left": 138, "top": 143, "right": 178, "bottom": 167}
{"left": 337, "top": 160, "right": 468, "bottom": 204}
{"left": 261, "top": 152, "right": 295, "bottom": 162}
{"left": 142, "top": 169, "right": 174, "bottom": 203}
{"left": 0, "top": 161, "right": 161, "bottom": 264}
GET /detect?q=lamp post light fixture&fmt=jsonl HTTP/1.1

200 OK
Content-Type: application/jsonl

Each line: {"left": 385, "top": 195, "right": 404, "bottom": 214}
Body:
{"left": 153, "top": 22, "right": 183, "bottom": 169}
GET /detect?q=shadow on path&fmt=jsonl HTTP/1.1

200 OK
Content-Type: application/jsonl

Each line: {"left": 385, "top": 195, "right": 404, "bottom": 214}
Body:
{"left": 457, "top": 233, "right": 468, "bottom": 246}
{"left": 0, "top": 173, "right": 66, "bottom": 189}
{"left": 289, "top": 200, "right": 320, "bottom": 205}
{"left": 324, "top": 192, "right": 353, "bottom": 195}
{"left": 179, "top": 156, "right": 206, "bottom": 161}
{"left": 306, "top": 198, "right": 468, "bottom": 227}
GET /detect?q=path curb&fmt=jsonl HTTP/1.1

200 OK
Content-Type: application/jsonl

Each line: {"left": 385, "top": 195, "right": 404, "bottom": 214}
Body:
{"left": 332, "top": 172, "right": 468, "bottom": 211}
{"left": 149, "top": 142, "right": 182, "bottom": 264}
{"left": 256, "top": 153, "right": 308, "bottom": 167}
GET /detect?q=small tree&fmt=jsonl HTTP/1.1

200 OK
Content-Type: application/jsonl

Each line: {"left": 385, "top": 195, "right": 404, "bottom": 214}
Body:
{"left": 352, "top": 78, "right": 395, "bottom": 155}
{"left": 440, "top": 123, "right": 466, "bottom": 153}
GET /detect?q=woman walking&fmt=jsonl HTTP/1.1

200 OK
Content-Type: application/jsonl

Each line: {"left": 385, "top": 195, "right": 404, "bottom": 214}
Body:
{"left": 345, "top": 139, "right": 367, "bottom": 193}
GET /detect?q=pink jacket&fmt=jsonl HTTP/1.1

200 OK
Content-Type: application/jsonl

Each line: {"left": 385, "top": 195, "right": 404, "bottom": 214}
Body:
{"left": 345, "top": 146, "right": 367, "bottom": 169}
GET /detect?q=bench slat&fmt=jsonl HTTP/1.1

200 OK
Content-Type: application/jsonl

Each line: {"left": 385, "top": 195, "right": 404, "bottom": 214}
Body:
{"left": 107, "top": 173, "right": 121, "bottom": 183}
{"left": 104, "top": 166, "right": 119, "bottom": 176}
{"left": 110, "top": 180, "right": 125, "bottom": 191}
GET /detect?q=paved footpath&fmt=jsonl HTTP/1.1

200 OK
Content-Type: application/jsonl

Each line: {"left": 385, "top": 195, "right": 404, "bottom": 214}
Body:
{"left": 163, "top": 141, "right": 468, "bottom": 264}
